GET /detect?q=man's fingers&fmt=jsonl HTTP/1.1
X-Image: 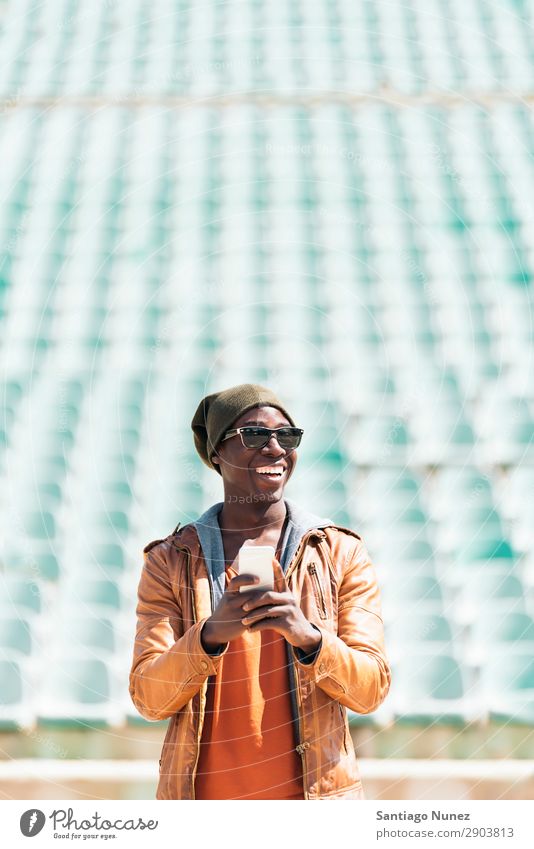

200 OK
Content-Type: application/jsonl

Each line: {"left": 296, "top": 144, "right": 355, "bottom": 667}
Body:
{"left": 242, "top": 605, "right": 290, "bottom": 625}
{"left": 241, "top": 590, "right": 287, "bottom": 611}
{"left": 246, "top": 615, "right": 286, "bottom": 633}
{"left": 227, "top": 573, "right": 261, "bottom": 593}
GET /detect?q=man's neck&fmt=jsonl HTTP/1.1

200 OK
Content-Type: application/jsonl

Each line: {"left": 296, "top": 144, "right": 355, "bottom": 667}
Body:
{"left": 217, "top": 497, "right": 288, "bottom": 537}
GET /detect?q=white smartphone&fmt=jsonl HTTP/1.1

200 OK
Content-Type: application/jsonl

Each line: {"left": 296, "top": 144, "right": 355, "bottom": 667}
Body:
{"left": 238, "top": 544, "right": 275, "bottom": 592}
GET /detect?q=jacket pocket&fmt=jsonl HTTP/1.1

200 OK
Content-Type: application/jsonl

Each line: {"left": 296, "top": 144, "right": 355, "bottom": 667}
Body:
{"left": 308, "top": 562, "right": 327, "bottom": 619}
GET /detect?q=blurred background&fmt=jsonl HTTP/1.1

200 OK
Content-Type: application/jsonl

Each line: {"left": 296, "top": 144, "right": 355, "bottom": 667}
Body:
{"left": 0, "top": 0, "right": 533, "bottom": 800}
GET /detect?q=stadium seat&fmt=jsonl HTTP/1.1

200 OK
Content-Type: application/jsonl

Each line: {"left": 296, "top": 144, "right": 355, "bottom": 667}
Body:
{"left": 454, "top": 571, "right": 526, "bottom": 624}
{"left": 53, "top": 616, "right": 117, "bottom": 657}
{"left": 434, "top": 506, "right": 506, "bottom": 552}
{"left": 380, "top": 574, "right": 445, "bottom": 618}
{"left": 0, "top": 659, "right": 33, "bottom": 729}
{"left": 468, "top": 612, "right": 534, "bottom": 665}
{"left": 429, "top": 468, "right": 495, "bottom": 519}
{"left": 0, "top": 617, "right": 33, "bottom": 657}
{"left": 37, "top": 657, "right": 123, "bottom": 727}
{"left": 480, "top": 651, "right": 534, "bottom": 724}
{"left": 442, "top": 537, "right": 518, "bottom": 585}
{"left": 60, "top": 579, "right": 123, "bottom": 615}
{"left": 69, "top": 542, "right": 126, "bottom": 577}
{"left": 0, "top": 577, "right": 42, "bottom": 615}
{"left": 346, "top": 416, "right": 410, "bottom": 465}
{"left": 372, "top": 537, "right": 436, "bottom": 574}
{"left": 385, "top": 612, "right": 454, "bottom": 661}
{"left": 391, "top": 653, "right": 476, "bottom": 724}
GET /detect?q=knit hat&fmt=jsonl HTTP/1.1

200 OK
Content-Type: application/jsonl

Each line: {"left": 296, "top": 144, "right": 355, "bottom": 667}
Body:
{"left": 191, "top": 383, "right": 297, "bottom": 475}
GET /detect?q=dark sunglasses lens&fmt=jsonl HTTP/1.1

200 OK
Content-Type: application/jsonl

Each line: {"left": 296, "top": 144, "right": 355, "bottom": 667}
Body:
{"left": 276, "top": 428, "right": 302, "bottom": 448}
{"left": 241, "top": 428, "right": 270, "bottom": 448}
{"left": 241, "top": 427, "right": 301, "bottom": 449}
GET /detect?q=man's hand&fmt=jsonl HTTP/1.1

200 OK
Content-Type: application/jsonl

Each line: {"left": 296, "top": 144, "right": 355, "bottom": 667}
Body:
{"left": 240, "top": 562, "right": 322, "bottom": 654}
{"left": 201, "top": 572, "right": 262, "bottom": 652}
{"left": 200, "top": 539, "right": 265, "bottom": 653}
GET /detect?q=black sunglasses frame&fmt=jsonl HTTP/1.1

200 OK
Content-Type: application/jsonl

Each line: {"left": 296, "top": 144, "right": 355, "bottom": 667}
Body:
{"left": 220, "top": 426, "right": 304, "bottom": 450}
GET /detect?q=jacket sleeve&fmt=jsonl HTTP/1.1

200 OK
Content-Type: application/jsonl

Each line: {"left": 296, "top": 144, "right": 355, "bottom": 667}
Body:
{"left": 293, "top": 535, "right": 391, "bottom": 714}
{"left": 129, "top": 544, "right": 228, "bottom": 721}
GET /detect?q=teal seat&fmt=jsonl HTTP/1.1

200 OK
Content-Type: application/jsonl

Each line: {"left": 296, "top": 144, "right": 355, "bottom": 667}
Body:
{"left": 35, "top": 482, "right": 63, "bottom": 507}
{"left": 386, "top": 612, "right": 453, "bottom": 653}
{"left": 381, "top": 574, "right": 444, "bottom": 615}
{"left": 363, "top": 471, "right": 423, "bottom": 507}
{"left": 20, "top": 509, "right": 56, "bottom": 539}
{"left": 3, "top": 549, "right": 59, "bottom": 581}
{"left": 446, "top": 537, "right": 517, "bottom": 585}
{"left": 37, "top": 657, "right": 120, "bottom": 727}
{"left": 86, "top": 542, "right": 125, "bottom": 574}
{"left": 392, "top": 653, "right": 470, "bottom": 724}
{"left": 170, "top": 483, "right": 205, "bottom": 515}
{"left": 456, "top": 571, "right": 525, "bottom": 622}
{"left": 433, "top": 469, "right": 494, "bottom": 505}
{"left": 450, "top": 506, "right": 505, "bottom": 534}
{"left": 0, "top": 659, "right": 31, "bottom": 729}
{"left": 491, "top": 420, "right": 534, "bottom": 462}
{"left": 99, "top": 480, "right": 133, "bottom": 510}
{"left": 0, "top": 577, "right": 42, "bottom": 614}
{"left": 28, "top": 454, "right": 68, "bottom": 483}
{"left": 58, "top": 616, "right": 116, "bottom": 655}
{"left": 469, "top": 612, "right": 534, "bottom": 663}
{"left": 376, "top": 538, "right": 435, "bottom": 568}
{"left": 347, "top": 417, "right": 410, "bottom": 464}
{"left": 67, "top": 579, "right": 122, "bottom": 613}
{"left": 83, "top": 510, "right": 130, "bottom": 537}
{"left": 299, "top": 426, "right": 347, "bottom": 465}
{"left": 480, "top": 651, "right": 534, "bottom": 724}
{"left": 466, "top": 529, "right": 516, "bottom": 559}
{"left": 388, "top": 506, "right": 428, "bottom": 526}
{"left": 32, "top": 427, "right": 75, "bottom": 453}
{"left": 0, "top": 617, "right": 33, "bottom": 656}
{"left": 34, "top": 551, "right": 60, "bottom": 581}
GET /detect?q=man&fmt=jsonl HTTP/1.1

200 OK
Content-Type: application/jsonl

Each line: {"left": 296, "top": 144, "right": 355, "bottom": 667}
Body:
{"left": 129, "top": 383, "right": 390, "bottom": 799}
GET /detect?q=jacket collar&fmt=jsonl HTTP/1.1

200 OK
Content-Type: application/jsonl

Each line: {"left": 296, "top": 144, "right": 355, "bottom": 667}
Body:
{"left": 186, "top": 498, "right": 334, "bottom": 609}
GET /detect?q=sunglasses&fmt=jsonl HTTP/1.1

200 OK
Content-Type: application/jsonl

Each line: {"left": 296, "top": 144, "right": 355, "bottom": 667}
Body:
{"left": 220, "top": 426, "right": 304, "bottom": 450}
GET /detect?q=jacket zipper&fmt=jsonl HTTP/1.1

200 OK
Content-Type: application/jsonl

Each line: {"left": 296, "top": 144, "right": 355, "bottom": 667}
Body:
{"left": 170, "top": 541, "right": 203, "bottom": 800}
{"left": 185, "top": 545, "right": 203, "bottom": 801}
{"left": 292, "top": 654, "right": 311, "bottom": 799}
{"left": 285, "top": 532, "right": 322, "bottom": 800}
{"left": 339, "top": 703, "right": 349, "bottom": 755}
{"left": 307, "top": 562, "right": 327, "bottom": 618}
{"left": 174, "top": 529, "right": 324, "bottom": 800}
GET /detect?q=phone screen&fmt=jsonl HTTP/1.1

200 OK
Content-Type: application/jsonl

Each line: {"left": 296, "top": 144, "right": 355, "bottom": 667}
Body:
{"left": 238, "top": 545, "right": 275, "bottom": 592}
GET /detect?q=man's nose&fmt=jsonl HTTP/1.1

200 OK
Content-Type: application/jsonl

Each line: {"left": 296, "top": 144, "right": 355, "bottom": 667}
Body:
{"left": 262, "top": 434, "right": 285, "bottom": 452}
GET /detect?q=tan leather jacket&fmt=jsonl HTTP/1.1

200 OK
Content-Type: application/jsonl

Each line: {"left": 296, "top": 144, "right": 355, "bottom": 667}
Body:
{"left": 129, "top": 519, "right": 391, "bottom": 799}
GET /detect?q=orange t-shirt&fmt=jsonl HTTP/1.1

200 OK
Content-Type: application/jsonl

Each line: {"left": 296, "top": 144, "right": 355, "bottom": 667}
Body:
{"left": 194, "top": 564, "right": 304, "bottom": 800}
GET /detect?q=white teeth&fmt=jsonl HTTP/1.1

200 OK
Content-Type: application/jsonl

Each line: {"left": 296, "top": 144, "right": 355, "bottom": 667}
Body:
{"left": 256, "top": 467, "right": 285, "bottom": 475}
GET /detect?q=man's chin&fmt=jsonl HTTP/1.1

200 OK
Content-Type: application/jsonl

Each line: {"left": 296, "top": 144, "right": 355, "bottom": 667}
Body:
{"left": 228, "top": 489, "right": 285, "bottom": 505}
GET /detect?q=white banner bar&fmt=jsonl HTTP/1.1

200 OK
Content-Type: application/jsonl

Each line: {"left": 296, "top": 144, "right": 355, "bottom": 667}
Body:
{"left": 2, "top": 799, "right": 532, "bottom": 848}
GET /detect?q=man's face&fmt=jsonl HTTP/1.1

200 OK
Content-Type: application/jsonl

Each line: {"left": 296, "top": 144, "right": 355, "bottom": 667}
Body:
{"left": 211, "top": 405, "right": 298, "bottom": 502}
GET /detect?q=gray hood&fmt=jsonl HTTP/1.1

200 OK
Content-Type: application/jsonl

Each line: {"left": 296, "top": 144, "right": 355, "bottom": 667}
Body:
{"left": 191, "top": 498, "right": 334, "bottom": 609}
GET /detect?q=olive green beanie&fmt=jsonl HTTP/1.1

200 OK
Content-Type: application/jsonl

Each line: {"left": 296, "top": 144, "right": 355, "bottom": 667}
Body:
{"left": 191, "top": 383, "right": 296, "bottom": 475}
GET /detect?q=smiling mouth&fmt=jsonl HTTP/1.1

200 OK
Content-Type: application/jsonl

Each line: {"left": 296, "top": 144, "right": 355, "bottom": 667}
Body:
{"left": 253, "top": 467, "right": 287, "bottom": 482}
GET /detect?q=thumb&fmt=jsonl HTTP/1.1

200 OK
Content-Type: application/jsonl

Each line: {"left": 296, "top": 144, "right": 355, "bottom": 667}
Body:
{"left": 272, "top": 559, "right": 288, "bottom": 593}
